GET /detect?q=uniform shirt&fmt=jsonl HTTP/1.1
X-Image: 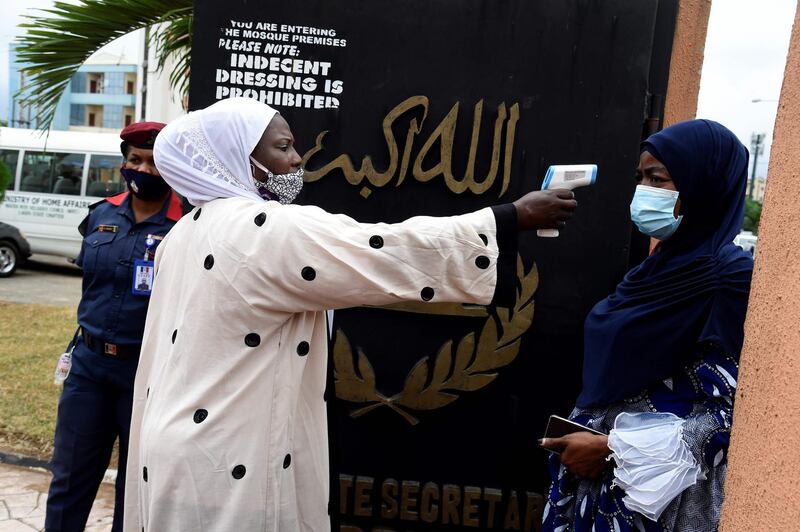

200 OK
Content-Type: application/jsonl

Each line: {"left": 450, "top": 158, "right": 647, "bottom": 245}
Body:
{"left": 76, "top": 191, "right": 183, "bottom": 346}
{"left": 124, "top": 197, "right": 516, "bottom": 532}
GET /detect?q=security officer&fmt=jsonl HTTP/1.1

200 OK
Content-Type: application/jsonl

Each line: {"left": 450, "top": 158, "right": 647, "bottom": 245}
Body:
{"left": 45, "top": 122, "right": 183, "bottom": 532}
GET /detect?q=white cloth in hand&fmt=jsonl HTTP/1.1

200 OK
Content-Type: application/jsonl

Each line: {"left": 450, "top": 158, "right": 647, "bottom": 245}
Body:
{"left": 608, "top": 412, "right": 704, "bottom": 521}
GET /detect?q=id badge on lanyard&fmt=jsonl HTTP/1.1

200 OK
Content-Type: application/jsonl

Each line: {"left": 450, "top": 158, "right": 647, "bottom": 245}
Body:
{"left": 131, "top": 236, "right": 158, "bottom": 296}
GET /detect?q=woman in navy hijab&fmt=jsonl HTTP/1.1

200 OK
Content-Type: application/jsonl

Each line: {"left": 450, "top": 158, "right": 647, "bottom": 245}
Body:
{"left": 541, "top": 120, "right": 753, "bottom": 532}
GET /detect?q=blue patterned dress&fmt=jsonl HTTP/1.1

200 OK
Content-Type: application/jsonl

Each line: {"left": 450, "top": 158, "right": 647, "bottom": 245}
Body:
{"left": 542, "top": 347, "right": 737, "bottom": 532}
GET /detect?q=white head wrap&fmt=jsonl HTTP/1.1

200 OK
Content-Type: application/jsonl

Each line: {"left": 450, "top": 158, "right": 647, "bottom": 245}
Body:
{"left": 154, "top": 97, "right": 279, "bottom": 206}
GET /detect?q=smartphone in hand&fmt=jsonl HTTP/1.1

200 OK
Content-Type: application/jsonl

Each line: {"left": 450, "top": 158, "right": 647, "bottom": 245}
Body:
{"left": 542, "top": 415, "right": 605, "bottom": 454}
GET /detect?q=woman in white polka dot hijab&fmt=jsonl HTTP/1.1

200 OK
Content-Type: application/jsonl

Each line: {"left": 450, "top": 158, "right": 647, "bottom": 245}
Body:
{"left": 124, "top": 97, "right": 577, "bottom": 532}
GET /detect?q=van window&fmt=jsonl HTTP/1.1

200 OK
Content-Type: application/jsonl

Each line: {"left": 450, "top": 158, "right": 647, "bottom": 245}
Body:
{"left": 0, "top": 149, "right": 19, "bottom": 190}
{"left": 86, "top": 154, "right": 125, "bottom": 197}
{"left": 20, "top": 151, "right": 84, "bottom": 196}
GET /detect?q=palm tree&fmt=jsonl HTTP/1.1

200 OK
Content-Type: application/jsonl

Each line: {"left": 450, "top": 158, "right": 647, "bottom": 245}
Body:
{"left": 15, "top": 0, "right": 194, "bottom": 130}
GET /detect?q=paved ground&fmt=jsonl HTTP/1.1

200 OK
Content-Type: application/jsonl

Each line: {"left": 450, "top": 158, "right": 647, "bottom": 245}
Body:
{"left": 0, "top": 255, "right": 81, "bottom": 308}
{"left": 0, "top": 257, "right": 113, "bottom": 530}
{"left": 0, "top": 463, "right": 114, "bottom": 531}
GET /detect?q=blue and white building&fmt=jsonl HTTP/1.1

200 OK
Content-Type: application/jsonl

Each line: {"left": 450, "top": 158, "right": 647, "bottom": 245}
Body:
{"left": 9, "top": 46, "right": 138, "bottom": 132}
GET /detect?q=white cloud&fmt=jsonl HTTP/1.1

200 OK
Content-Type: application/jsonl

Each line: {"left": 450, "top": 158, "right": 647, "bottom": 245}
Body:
{"left": 697, "top": 0, "right": 797, "bottom": 179}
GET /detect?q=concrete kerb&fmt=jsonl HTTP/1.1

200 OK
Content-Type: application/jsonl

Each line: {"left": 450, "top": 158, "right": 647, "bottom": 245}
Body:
{"left": 0, "top": 451, "right": 117, "bottom": 484}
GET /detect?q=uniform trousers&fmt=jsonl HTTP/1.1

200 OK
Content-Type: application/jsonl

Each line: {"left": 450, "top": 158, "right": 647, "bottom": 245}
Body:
{"left": 45, "top": 338, "right": 137, "bottom": 532}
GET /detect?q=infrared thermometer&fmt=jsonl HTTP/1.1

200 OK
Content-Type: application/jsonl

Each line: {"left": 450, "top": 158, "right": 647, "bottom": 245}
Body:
{"left": 537, "top": 164, "right": 597, "bottom": 237}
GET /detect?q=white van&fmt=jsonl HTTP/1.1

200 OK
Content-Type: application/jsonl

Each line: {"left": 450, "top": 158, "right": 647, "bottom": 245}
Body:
{"left": 0, "top": 127, "right": 125, "bottom": 260}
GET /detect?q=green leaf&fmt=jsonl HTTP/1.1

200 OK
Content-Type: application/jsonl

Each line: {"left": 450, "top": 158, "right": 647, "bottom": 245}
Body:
{"left": 14, "top": 0, "right": 193, "bottom": 130}
{"left": 0, "top": 160, "right": 12, "bottom": 203}
{"left": 742, "top": 198, "right": 763, "bottom": 235}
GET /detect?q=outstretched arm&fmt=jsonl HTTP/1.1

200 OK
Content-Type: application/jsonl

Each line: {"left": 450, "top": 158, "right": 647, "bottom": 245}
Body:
{"left": 219, "top": 190, "right": 576, "bottom": 313}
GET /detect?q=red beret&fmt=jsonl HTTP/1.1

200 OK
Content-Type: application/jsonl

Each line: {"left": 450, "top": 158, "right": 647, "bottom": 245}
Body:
{"left": 120, "top": 121, "right": 167, "bottom": 150}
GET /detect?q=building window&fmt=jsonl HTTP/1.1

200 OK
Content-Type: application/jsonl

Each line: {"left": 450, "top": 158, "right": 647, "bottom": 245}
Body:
{"left": 125, "top": 114, "right": 133, "bottom": 127}
{"left": 103, "top": 105, "right": 123, "bottom": 129}
{"left": 70, "top": 104, "right": 85, "bottom": 126}
{"left": 88, "top": 113, "right": 96, "bottom": 127}
{"left": 70, "top": 73, "right": 86, "bottom": 93}
{"left": 104, "top": 72, "right": 124, "bottom": 95}
{"left": 127, "top": 80, "right": 135, "bottom": 95}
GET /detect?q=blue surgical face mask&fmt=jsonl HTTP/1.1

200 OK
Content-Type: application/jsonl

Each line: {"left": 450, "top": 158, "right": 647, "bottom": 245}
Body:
{"left": 630, "top": 185, "right": 683, "bottom": 240}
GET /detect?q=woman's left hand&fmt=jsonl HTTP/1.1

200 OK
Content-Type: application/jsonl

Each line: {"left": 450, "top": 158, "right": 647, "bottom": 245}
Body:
{"left": 540, "top": 432, "right": 611, "bottom": 479}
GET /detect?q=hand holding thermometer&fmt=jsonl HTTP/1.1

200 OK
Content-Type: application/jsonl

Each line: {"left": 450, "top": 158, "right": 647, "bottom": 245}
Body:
{"left": 537, "top": 164, "right": 597, "bottom": 237}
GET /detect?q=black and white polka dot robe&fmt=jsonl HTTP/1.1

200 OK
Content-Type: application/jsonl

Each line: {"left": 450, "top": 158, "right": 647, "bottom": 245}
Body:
{"left": 123, "top": 197, "right": 517, "bottom": 532}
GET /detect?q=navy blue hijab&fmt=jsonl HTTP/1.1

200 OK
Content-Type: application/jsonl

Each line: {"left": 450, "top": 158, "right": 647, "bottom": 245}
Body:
{"left": 577, "top": 119, "right": 754, "bottom": 408}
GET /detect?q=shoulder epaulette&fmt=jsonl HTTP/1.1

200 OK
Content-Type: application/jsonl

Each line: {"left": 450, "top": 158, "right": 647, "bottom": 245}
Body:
{"left": 78, "top": 193, "right": 128, "bottom": 236}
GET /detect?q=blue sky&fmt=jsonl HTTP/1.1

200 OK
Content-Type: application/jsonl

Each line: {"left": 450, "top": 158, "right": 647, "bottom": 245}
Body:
{"left": 0, "top": 0, "right": 796, "bottom": 181}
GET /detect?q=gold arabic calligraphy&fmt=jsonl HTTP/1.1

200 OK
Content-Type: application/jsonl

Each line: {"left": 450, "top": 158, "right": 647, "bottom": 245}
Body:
{"left": 301, "top": 96, "right": 520, "bottom": 198}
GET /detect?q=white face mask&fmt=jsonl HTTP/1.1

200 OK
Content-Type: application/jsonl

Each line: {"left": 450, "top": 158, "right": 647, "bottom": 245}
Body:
{"left": 249, "top": 156, "right": 304, "bottom": 205}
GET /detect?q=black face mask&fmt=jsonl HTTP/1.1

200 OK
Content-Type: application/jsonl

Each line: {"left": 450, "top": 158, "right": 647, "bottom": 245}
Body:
{"left": 120, "top": 167, "right": 170, "bottom": 201}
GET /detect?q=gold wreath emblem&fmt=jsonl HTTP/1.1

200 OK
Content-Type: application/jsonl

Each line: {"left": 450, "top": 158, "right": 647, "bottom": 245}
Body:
{"left": 333, "top": 256, "right": 537, "bottom": 425}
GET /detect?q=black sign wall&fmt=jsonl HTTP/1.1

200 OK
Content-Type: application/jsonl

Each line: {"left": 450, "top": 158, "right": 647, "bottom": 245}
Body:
{"left": 190, "top": 1, "right": 677, "bottom": 530}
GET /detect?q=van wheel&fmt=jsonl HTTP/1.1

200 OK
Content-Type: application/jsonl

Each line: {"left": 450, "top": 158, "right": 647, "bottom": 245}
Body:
{"left": 0, "top": 242, "right": 19, "bottom": 278}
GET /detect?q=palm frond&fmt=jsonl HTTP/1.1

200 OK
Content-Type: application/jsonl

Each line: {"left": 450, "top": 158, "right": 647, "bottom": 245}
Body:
{"left": 15, "top": 0, "right": 193, "bottom": 130}
{"left": 152, "top": 16, "right": 193, "bottom": 106}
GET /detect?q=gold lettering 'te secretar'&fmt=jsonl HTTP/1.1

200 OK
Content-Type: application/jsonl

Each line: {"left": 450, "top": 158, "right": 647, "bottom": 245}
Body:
{"left": 339, "top": 475, "right": 544, "bottom": 531}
